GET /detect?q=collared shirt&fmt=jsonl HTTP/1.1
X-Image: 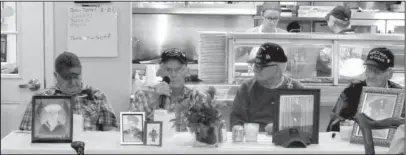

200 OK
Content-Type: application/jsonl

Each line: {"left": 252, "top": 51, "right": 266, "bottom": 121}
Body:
{"left": 326, "top": 80, "right": 404, "bottom": 132}
{"left": 230, "top": 76, "right": 304, "bottom": 131}
{"left": 19, "top": 85, "right": 118, "bottom": 131}
{"left": 129, "top": 86, "right": 208, "bottom": 132}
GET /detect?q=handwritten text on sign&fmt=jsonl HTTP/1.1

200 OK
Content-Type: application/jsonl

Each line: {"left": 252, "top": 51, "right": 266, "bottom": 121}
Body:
{"left": 67, "top": 6, "right": 118, "bottom": 57}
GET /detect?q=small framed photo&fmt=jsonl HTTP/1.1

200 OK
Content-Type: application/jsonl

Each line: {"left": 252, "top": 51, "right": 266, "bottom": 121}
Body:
{"left": 120, "top": 112, "right": 145, "bottom": 145}
{"left": 31, "top": 96, "right": 74, "bottom": 143}
{"left": 350, "top": 87, "right": 404, "bottom": 147}
{"left": 145, "top": 121, "right": 163, "bottom": 147}
{"left": 273, "top": 89, "right": 320, "bottom": 144}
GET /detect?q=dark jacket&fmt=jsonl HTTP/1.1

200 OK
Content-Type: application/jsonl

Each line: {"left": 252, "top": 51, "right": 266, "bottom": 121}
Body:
{"left": 230, "top": 76, "right": 304, "bottom": 132}
{"left": 39, "top": 121, "right": 66, "bottom": 135}
{"left": 326, "top": 80, "right": 404, "bottom": 132}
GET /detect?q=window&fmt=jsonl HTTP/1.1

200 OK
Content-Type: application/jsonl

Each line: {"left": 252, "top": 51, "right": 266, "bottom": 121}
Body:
{"left": 1, "top": 2, "right": 17, "bottom": 74}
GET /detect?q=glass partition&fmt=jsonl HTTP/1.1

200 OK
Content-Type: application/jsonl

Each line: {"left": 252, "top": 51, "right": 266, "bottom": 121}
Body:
{"left": 338, "top": 45, "right": 405, "bottom": 86}
{"left": 1, "top": 2, "right": 18, "bottom": 75}
{"left": 233, "top": 44, "right": 334, "bottom": 84}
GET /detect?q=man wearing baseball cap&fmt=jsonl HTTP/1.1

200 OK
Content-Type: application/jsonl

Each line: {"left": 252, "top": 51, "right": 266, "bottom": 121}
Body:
{"left": 316, "top": 5, "right": 355, "bottom": 77}
{"left": 327, "top": 47, "right": 404, "bottom": 132}
{"left": 230, "top": 42, "right": 304, "bottom": 132}
{"left": 235, "top": 2, "right": 287, "bottom": 62}
{"left": 19, "top": 52, "right": 118, "bottom": 131}
{"left": 130, "top": 48, "right": 211, "bottom": 132}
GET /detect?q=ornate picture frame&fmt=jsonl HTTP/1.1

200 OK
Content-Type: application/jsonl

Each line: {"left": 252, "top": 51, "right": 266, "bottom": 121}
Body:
{"left": 273, "top": 89, "right": 321, "bottom": 144}
{"left": 144, "top": 121, "right": 163, "bottom": 147}
{"left": 31, "top": 96, "right": 74, "bottom": 143}
{"left": 350, "top": 87, "right": 404, "bottom": 147}
{"left": 120, "top": 112, "right": 145, "bottom": 145}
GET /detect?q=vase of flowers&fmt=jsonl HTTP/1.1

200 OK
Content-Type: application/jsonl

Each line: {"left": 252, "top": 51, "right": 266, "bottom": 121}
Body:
{"left": 184, "top": 86, "right": 225, "bottom": 147}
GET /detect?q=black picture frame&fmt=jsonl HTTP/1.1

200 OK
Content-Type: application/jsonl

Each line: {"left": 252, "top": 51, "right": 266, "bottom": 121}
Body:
{"left": 144, "top": 121, "right": 163, "bottom": 147}
{"left": 120, "top": 112, "right": 145, "bottom": 145}
{"left": 273, "top": 89, "right": 320, "bottom": 144}
{"left": 31, "top": 96, "right": 74, "bottom": 143}
{"left": 350, "top": 87, "right": 405, "bottom": 147}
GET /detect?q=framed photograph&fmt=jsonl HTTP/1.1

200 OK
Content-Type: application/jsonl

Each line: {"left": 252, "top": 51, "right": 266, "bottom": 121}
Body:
{"left": 120, "top": 112, "right": 145, "bottom": 145}
{"left": 144, "top": 121, "right": 163, "bottom": 147}
{"left": 350, "top": 87, "right": 404, "bottom": 147}
{"left": 31, "top": 96, "right": 74, "bottom": 143}
{"left": 273, "top": 89, "right": 320, "bottom": 144}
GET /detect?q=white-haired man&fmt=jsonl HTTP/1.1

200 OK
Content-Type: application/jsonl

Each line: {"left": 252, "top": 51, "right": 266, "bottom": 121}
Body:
{"left": 39, "top": 104, "right": 66, "bottom": 135}
{"left": 230, "top": 42, "right": 304, "bottom": 132}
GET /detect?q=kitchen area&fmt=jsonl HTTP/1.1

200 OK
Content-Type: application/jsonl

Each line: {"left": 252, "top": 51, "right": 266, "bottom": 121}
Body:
{"left": 130, "top": 1, "right": 405, "bottom": 131}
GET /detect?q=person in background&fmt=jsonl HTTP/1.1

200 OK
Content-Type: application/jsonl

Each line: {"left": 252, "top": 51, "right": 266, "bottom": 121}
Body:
{"left": 326, "top": 47, "right": 404, "bottom": 132}
{"left": 230, "top": 42, "right": 304, "bottom": 132}
{"left": 129, "top": 48, "right": 209, "bottom": 132}
{"left": 316, "top": 5, "right": 355, "bottom": 77}
{"left": 287, "top": 21, "right": 301, "bottom": 33}
{"left": 20, "top": 52, "right": 118, "bottom": 131}
{"left": 235, "top": 2, "right": 287, "bottom": 61}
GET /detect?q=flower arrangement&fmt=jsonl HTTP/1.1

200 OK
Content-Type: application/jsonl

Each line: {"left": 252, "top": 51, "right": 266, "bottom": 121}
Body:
{"left": 183, "top": 86, "right": 226, "bottom": 146}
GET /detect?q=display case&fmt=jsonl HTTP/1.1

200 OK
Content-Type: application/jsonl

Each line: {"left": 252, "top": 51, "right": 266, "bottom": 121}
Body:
{"left": 197, "top": 32, "right": 404, "bottom": 86}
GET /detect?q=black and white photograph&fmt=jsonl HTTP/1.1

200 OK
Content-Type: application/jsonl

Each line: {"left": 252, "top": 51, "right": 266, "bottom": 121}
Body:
{"left": 1, "top": 1, "right": 406, "bottom": 154}
{"left": 351, "top": 87, "right": 405, "bottom": 147}
{"left": 145, "top": 121, "right": 163, "bottom": 147}
{"left": 357, "top": 93, "right": 397, "bottom": 138}
{"left": 279, "top": 95, "right": 314, "bottom": 133}
{"left": 274, "top": 89, "right": 320, "bottom": 144}
{"left": 31, "top": 96, "right": 74, "bottom": 143}
{"left": 120, "top": 112, "right": 145, "bottom": 145}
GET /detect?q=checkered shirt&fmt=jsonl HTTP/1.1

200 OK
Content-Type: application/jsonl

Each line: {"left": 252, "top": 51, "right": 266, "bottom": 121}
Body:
{"left": 19, "top": 85, "right": 118, "bottom": 131}
{"left": 129, "top": 86, "right": 208, "bottom": 132}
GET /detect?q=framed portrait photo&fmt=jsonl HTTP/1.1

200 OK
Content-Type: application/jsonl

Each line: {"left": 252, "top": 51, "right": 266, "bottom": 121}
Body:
{"left": 31, "top": 96, "right": 74, "bottom": 143}
{"left": 273, "top": 89, "right": 320, "bottom": 144}
{"left": 120, "top": 112, "right": 145, "bottom": 145}
{"left": 350, "top": 87, "right": 405, "bottom": 147}
{"left": 144, "top": 121, "right": 163, "bottom": 147}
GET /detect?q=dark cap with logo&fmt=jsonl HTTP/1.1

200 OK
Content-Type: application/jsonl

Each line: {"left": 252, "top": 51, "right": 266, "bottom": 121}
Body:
{"left": 273, "top": 128, "right": 312, "bottom": 148}
{"left": 326, "top": 5, "right": 352, "bottom": 22}
{"left": 55, "top": 52, "right": 82, "bottom": 79}
{"left": 160, "top": 48, "right": 187, "bottom": 64}
{"left": 364, "top": 47, "right": 394, "bottom": 71}
{"left": 247, "top": 42, "right": 287, "bottom": 65}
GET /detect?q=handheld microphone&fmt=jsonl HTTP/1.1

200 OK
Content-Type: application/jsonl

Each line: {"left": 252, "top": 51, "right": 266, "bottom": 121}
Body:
{"left": 158, "top": 76, "right": 171, "bottom": 109}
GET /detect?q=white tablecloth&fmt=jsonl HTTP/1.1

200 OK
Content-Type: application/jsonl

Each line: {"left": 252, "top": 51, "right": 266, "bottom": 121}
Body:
{"left": 1, "top": 131, "right": 389, "bottom": 154}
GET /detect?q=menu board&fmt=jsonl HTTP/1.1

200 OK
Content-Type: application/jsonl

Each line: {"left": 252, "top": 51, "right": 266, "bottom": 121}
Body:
{"left": 67, "top": 6, "right": 118, "bottom": 57}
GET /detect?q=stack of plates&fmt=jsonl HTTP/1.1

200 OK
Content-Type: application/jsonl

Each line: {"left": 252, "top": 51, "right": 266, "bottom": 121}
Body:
{"left": 198, "top": 34, "right": 227, "bottom": 83}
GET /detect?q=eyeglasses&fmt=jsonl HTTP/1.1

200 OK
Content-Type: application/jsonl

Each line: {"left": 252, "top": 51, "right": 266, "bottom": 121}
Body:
{"left": 264, "top": 16, "right": 280, "bottom": 21}
{"left": 253, "top": 64, "right": 278, "bottom": 72}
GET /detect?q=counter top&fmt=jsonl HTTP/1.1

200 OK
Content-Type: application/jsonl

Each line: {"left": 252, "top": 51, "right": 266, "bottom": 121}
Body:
{"left": 1, "top": 131, "right": 389, "bottom": 154}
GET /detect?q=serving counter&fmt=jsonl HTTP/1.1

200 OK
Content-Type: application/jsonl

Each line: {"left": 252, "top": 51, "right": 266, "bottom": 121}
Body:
{"left": 1, "top": 131, "right": 389, "bottom": 154}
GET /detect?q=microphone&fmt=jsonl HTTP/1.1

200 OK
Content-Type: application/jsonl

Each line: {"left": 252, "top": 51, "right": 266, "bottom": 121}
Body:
{"left": 158, "top": 76, "right": 170, "bottom": 109}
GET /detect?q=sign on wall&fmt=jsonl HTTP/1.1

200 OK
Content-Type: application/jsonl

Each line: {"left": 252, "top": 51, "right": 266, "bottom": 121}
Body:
{"left": 67, "top": 6, "right": 118, "bottom": 57}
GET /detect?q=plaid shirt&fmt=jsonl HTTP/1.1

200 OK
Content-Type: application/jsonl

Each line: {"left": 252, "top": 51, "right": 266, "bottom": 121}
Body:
{"left": 129, "top": 86, "right": 207, "bottom": 132}
{"left": 19, "top": 85, "right": 118, "bottom": 131}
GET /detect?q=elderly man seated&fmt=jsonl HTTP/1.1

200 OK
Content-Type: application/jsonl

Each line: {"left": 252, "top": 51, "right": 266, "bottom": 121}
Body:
{"left": 130, "top": 48, "right": 209, "bottom": 132}
{"left": 19, "top": 52, "right": 118, "bottom": 131}
{"left": 327, "top": 47, "right": 404, "bottom": 132}
{"left": 230, "top": 42, "right": 304, "bottom": 132}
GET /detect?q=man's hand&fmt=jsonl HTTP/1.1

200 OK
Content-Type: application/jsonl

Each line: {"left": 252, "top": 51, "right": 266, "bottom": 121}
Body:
{"left": 153, "top": 82, "right": 171, "bottom": 96}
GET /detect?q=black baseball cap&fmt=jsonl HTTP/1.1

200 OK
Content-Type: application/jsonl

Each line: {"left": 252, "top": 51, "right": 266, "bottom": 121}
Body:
{"left": 273, "top": 128, "right": 312, "bottom": 148}
{"left": 55, "top": 52, "right": 82, "bottom": 79}
{"left": 160, "top": 48, "right": 187, "bottom": 64}
{"left": 247, "top": 42, "right": 287, "bottom": 65}
{"left": 364, "top": 47, "right": 394, "bottom": 71}
{"left": 325, "top": 5, "right": 352, "bottom": 22}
